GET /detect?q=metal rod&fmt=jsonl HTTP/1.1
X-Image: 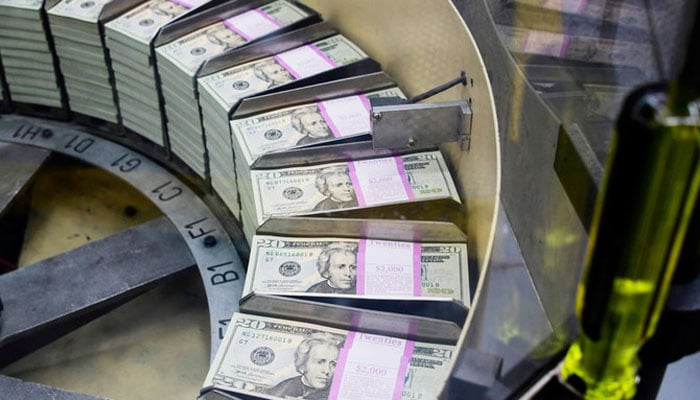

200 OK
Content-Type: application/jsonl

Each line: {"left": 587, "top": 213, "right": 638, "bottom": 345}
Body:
{"left": 408, "top": 71, "right": 467, "bottom": 103}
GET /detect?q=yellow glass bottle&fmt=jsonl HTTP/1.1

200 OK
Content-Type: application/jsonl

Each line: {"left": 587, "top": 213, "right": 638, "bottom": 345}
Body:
{"left": 561, "top": 82, "right": 700, "bottom": 399}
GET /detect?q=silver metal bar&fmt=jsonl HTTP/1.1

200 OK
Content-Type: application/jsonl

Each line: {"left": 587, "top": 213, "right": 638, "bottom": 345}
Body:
{"left": 0, "top": 375, "right": 108, "bottom": 400}
{"left": 257, "top": 216, "right": 468, "bottom": 242}
{"left": 0, "top": 216, "right": 194, "bottom": 366}
{"left": 0, "top": 142, "right": 50, "bottom": 216}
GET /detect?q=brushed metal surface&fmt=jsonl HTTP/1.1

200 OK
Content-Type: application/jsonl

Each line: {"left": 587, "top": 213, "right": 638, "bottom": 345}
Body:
{"left": 0, "top": 375, "right": 107, "bottom": 400}
{"left": 0, "top": 216, "right": 195, "bottom": 367}
{"left": 0, "top": 143, "right": 50, "bottom": 216}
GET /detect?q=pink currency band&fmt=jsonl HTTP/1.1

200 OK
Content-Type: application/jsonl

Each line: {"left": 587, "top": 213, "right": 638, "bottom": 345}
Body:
{"left": 359, "top": 94, "right": 371, "bottom": 113}
{"left": 317, "top": 100, "right": 342, "bottom": 138}
{"left": 413, "top": 243, "right": 421, "bottom": 296}
{"left": 170, "top": 0, "right": 195, "bottom": 9}
{"left": 347, "top": 161, "right": 367, "bottom": 206}
{"left": 272, "top": 55, "right": 302, "bottom": 79}
{"left": 393, "top": 341, "right": 415, "bottom": 400}
{"left": 520, "top": 30, "right": 531, "bottom": 53}
{"left": 356, "top": 239, "right": 367, "bottom": 294}
{"left": 252, "top": 8, "right": 282, "bottom": 27}
{"left": 328, "top": 331, "right": 355, "bottom": 399}
{"left": 222, "top": 9, "right": 282, "bottom": 41}
{"left": 578, "top": 0, "right": 589, "bottom": 13}
{"left": 308, "top": 43, "right": 338, "bottom": 68}
{"left": 222, "top": 20, "right": 252, "bottom": 41}
{"left": 394, "top": 156, "right": 415, "bottom": 200}
{"left": 560, "top": 34, "right": 571, "bottom": 57}
{"left": 273, "top": 44, "right": 337, "bottom": 79}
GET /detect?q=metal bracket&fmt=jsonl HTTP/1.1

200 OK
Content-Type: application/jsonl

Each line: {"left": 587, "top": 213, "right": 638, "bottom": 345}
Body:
{"left": 370, "top": 99, "right": 473, "bottom": 151}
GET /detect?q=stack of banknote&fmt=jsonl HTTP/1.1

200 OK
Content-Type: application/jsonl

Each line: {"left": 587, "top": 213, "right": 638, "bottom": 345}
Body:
{"left": 505, "top": 0, "right": 649, "bottom": 31}
{"left": 104, "top": 0, "right": 212, "bottom": 145}
{"left": 496, "top": 0, "right": 650, "bottom": 43}
{"left": 497, "top": 24, "right": 654, "bottom": 73}
{"left": 0, "top": 0, "right": 65, "bottom": 108}
{"left": 199, "top": 33, "right": 371, "bottom": 219}
{"left": 47, "top": 0, "right": 119, "bottom": 123}
{"left": 154, "top": 0, "right": 315, "bottom": 178}
{"left": 243, "top": 234, "right": 470, "bottom": 304}
{"left": 229, "top": 85, "right": 406, "bottom": 215}
{"left": 240, "top": 149, "right": 462, "bottom": 241}
{"left": 202, "top": 312, "right": 456, "bottom": 400}
{"left": 239, "top": 232, "right": 470, "bottom": 341}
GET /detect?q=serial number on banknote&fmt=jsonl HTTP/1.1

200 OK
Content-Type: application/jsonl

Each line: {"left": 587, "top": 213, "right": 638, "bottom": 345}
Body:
{"left": 240, "top": 331, "right": 293, "bottom": 344}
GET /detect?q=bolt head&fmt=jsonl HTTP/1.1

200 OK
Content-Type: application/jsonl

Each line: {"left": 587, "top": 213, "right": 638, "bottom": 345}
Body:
{"left": 204, "top": 235, "right": 217, "bottom": 248}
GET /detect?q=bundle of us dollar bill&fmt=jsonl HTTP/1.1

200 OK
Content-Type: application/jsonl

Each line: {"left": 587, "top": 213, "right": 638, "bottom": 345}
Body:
{"left": 46, "top": 0, "right": 126, "bottom": 123}
{"left": 0, "top": 0, "right": 66, "bottom": 110}
{"left": 240, "top": 231, "right": 470, "bottom": 342}
{"left": 199, "top": 32, "right": 372, "bottom": 220}
{"left": 222, "top": 85, "right": 405, "bottom": 222}
{"left": 244, "top": 234, "right": 470, "bottom": 303}
{"left": 493, "top": 0, "right": 650, "bottom": 43}
{"left": 504, "top": 0, "right": 650, "bottom": 31}
{"left": 202, "top": 312, "right": 456, "bottom": 400}
{"left": 497, "top": 24, "right": 654, "bottom": 73}
{"left": 154, "top": 0, "right": 316, "bottom": 178}
{"left": 104, "top": 0, "right": 212, "bottom": 145}
{"left": 240, "top": 149, "right": 462, "bottom": 241}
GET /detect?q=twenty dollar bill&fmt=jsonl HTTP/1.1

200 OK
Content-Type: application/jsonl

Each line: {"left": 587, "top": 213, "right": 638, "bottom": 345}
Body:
{"left": 244, "top": 234, "right": 470, "bottom": 305}
{"left": 203, "top": 312, "right": 455, "bottom": 400}
{"left": 232, "top": 87, "right": 406, "bottom": 165}
{"left": 250, "top": 150, "right": 461, "bottom": 225}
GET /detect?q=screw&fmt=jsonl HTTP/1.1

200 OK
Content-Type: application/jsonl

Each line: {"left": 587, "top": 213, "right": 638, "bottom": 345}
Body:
{"left": 372, "top": 112, "right": 382, "bottom": 121}
{"left": 42, "top": 129, "right": 53, "bottom": 138}
{"left": 204, "top": 235, "right": 217, "bottom": 248}
{"left": 407, "top": 138, "right": 416, "bottom": 147}
{"left": 124, "top": 205, "right": 138, "bottom": 217}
